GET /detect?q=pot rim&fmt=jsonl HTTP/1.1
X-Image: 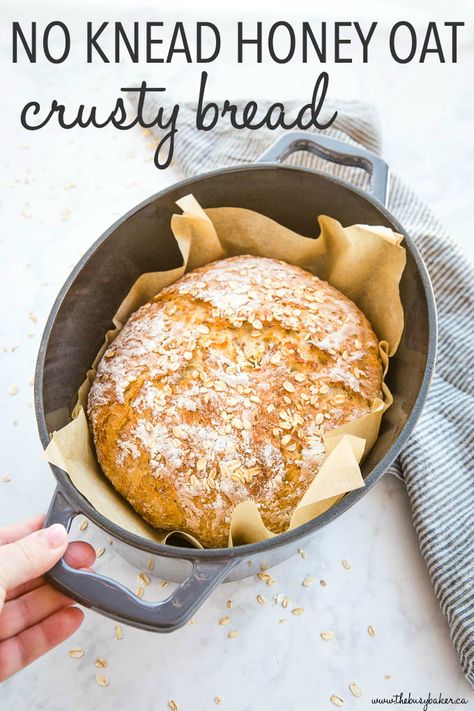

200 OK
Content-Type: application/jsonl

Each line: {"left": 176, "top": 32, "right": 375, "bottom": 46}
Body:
{"left": 34, "top": 161, "right": 437, "bottom": 562}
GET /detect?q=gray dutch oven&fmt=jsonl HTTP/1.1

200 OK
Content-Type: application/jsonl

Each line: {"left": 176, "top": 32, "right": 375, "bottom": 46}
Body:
{"left": 35, "top": 132, "right": 437, "bottom": 632}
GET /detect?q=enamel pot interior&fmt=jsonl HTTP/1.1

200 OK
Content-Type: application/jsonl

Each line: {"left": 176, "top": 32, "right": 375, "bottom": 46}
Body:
{"left": 35, "top": 164, "right": 436, "bottom": 564}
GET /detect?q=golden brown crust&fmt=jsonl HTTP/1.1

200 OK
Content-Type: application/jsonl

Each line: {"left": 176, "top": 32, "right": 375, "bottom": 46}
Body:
{"left": 88, "top": 255, "right": 383, "bottom": 547}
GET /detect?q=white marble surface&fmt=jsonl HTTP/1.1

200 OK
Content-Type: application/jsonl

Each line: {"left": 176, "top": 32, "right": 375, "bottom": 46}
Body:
{"left": 1, "top": 0, "right": 473, "bottom": 709}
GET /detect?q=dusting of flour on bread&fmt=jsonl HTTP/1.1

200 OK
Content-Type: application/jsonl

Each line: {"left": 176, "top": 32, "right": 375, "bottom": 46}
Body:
{"left": 88, "top": 255, "right": 383, "bottom": 547}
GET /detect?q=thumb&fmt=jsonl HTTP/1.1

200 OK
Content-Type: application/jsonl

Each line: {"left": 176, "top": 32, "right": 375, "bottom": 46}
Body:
{"left": 0, "top": 524, "right": 68, "bottom": 598}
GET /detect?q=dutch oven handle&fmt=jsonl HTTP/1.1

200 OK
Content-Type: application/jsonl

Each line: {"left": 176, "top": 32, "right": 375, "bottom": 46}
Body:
{"left": 44, "top": 488, "right": 236, "bottom": 632}
{"left": 256, "top": 131, "right": 389, "bottom": 206}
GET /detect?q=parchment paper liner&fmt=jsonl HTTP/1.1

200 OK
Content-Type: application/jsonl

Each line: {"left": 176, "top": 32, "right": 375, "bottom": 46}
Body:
{"left": 45, "top": 195, "right": 406, "bottom": 548}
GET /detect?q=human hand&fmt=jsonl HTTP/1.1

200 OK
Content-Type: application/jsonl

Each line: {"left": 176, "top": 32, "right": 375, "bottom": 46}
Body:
{"left": 0, "top": 515, "right": 96, "bottom": 682}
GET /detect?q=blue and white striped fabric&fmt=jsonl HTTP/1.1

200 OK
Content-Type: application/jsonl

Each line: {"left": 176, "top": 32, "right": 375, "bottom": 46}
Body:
{"left": 132, "top": 94, "right": 474, "bottom": 686}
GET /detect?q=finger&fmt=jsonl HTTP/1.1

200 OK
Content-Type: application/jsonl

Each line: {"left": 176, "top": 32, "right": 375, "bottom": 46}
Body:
{"left": 5, "top": 541, "right": 96, "bottom": 602}
{"left": 0, "top": 606, "right": 84, "bottom": 682}
{"left": 0, "top": 584, "right": 74, "bottom": 642}
{"left": 0, "top": 516, "right": 45, "bottom": 546}
{"left": 64, "top": 541, "right": 96, "bottom": 570}
{"left": 0, "top": 524, "right": 68, "bottom": 600}
{"left": 5, "top": 576, "right": 45, "bottom": 602}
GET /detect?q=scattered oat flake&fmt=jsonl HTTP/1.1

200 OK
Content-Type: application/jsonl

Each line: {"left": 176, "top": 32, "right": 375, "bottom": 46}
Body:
{"left": 9, "top": 385, "right": 19, "bottom": 396}
{"left": 188, "top": 617, "right": 197, "bottom": 625}
{"left": 257, "top": 572, "right": 277, "bottom": 586}
{"left": 214, "top": 697, "right": 222, "bottom": 705}
{"left": 279, "top": 618, "right": 287, "bottom": 624}
{"left": 135, "top": 586, "right": 144, "bottom": 598}
{"left": 1, "top": 476, "right": 11, "bottom": 483}
{"left": 137, "top": 572, "right": 151, "bottom": 586}
{"left": 96, "top": 674, "right": 109, "bottom": 687}
{"left": 292, "top": 607, "right": 304, "bottom": 616}
{"left": 95, "top": 657, "right": 107, "bottom": 668}
{"left": 298, "top": 548, "right": 307, "bottom": 559}
{"left": 282, "top": 596, "right": 290, "bottom": 609}
{"left": 384, "top": 674, "right": 392, "bottom": 680}
{"left": 79, "top": 519, "right": 88, "bottom": 532}
{"left": 368, "top": 625, "right": 376, "bottom": 637}
{"left": 320, "top": 630, "right": 335, "bottom": 640}
{"left": 303, "top": 576, "right": 316, "bottom": 587}
{"left": 330, "top": 694, "right": 344, "bottom": 707}
{"left": 68, "top": 647, "right": 84, "bottom": 659}
{"left": 256, "top": 594, "right": 265, "bottom": 605}
{"left": 96, "top": 546, "right": 105, "bottom": 557}
{"left": 226, "top": 600, "right": 232, "bottom": 609}
{"left": 161, "top": 580, "right": 169, "bottom": 588}
{"left": 227, "top": 630, "right": 240, "bottom": 639}
{"left": 28, "top": 310, "right": 38, "bottom": 323}
{"left": 349, "top": 682, "right": 363, "bottom": 698}
{"left": 114, "top": 624, "right": 123, "bottom": 640}
{"left": 341, "top": 559, "right": 351, "bottom": 570}
{"left": 219, "top": 616, "right": 230, "bottom": 625}
{"left": 320, "top": 579, "right": 327, "bottom": 587}
{"left": 147, "top": 558, "right": 155, "bottom": 571}
{"left": 167, "top": 702, "right": 178, "bottom": 711}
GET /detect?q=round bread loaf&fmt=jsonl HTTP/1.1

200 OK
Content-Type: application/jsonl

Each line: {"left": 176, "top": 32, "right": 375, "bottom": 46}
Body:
{"left": 88, "top": 255, "right": 383, "bottom": 547}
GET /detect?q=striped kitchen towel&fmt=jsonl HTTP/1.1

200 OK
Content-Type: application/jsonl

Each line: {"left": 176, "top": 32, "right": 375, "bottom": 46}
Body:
{"left": 131, "top": 94, "right": 474, "bottom": 686}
